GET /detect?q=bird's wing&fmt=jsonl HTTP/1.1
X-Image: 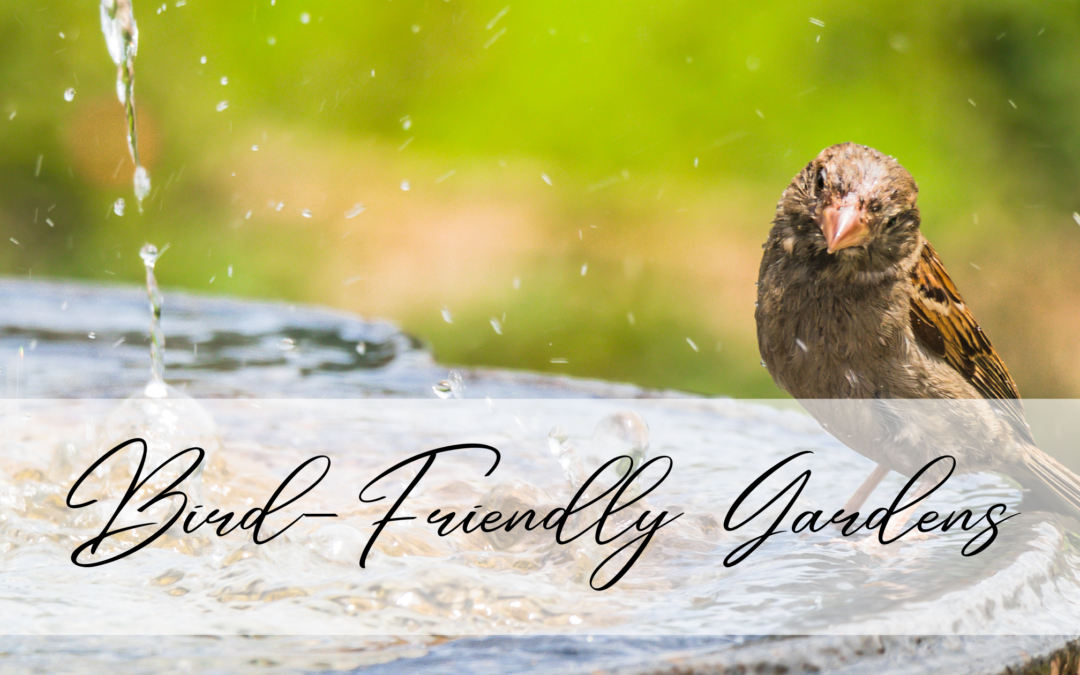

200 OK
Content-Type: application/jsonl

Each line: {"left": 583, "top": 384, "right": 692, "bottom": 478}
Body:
{"left": 908, "top": 240, "right": 1034, "bottom": 444}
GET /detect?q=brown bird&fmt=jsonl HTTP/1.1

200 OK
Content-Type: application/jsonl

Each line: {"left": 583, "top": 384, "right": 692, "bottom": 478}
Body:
{"left": 755, "top": 142, "right": 1080, "bottom": 522}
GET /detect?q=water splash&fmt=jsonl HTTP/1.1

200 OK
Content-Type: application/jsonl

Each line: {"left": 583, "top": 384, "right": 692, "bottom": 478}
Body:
{"left": 140, "top": 242, "right": 169, "bottom": 397}
{"left": 100, "top": 0, "right": 151, "bottom": 212}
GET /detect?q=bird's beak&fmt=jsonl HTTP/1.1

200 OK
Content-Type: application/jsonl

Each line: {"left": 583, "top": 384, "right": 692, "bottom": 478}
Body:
{"left": 820, "top": 196, "right": 868, "bottom": 254}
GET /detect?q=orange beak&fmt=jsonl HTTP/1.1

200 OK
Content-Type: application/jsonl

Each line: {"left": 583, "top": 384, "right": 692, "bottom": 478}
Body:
{"left": 820, "top": 195, "right": 868, "bottom": 253}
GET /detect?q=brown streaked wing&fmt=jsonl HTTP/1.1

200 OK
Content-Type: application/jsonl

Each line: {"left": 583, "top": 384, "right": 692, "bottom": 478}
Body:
{"left": 908, "top": 241, "right": 1033, "bottom": 443}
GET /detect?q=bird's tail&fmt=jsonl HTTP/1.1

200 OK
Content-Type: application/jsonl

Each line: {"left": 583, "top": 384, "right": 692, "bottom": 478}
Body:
{"left": 1019, "top": 446, "right": 1080, "bottom": 520}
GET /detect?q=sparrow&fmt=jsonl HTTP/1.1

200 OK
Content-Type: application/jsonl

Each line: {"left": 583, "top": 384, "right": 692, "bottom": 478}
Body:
{"left": 755, "top": 142, "right": 1080, "bottom": 521}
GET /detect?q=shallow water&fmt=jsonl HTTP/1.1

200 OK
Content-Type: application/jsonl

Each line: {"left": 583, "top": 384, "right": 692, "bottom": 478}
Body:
{"left": 3, "top": 279, "right": 1080, "bottom": 672}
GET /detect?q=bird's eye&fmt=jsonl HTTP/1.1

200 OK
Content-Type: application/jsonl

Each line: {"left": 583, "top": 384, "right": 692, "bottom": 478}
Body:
{"left": 814, "top": 169, "right": 826, "bottom": 194}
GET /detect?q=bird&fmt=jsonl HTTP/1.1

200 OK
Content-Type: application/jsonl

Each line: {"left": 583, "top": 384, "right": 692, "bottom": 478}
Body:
{"left": 755, "top": 142, "right": 1080, "bottom": 523}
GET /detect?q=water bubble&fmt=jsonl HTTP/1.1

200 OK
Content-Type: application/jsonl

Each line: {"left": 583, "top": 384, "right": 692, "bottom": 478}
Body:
{"left": 301, "top": 209, "right": 313, "bottom": 218}
{"left": 275, "top": 201, "right": 284, "bottom": 211}
{"left": 220, "top": 76, "right": 228, "bottom": 85}
{"left": 300, "top": 12, "right": 310, "bottom": 24}
{"left": 580, "top": 263, "right": 588, "bottom": 276}
{"left": 278, "top": 338, "right": 296, "bottom": 351}
{"left": 345, "top": 203, "right": 366, "bottom": 218}
{"left": 441, "top": 307, "right": 453, "bottom": 323}
{"left": 251, "top": 144, "right": 258, "bottom": 151}
{"left": 490, "top": 317, "right": 503, "bottom": 335}
{"left": 227, "top": 265, "right": 233, "bottom": 278}
{"left": 541, "top": 173, "right": 552, "bottom": 185}
{"left": 64, "top": 88, "right": 76, "bottom": 102}
{"left": 267, "top": 36, "right": 277, "bottom": 46}
{"left": 433, "top": 370, "right": 464, "bottom": 399}
{"left": 400, "top": 180, "right": 410, "bottom": 191}
{"left": 200, "top": 55, "right": 207, "bottom": 64}
{"left": 401, "top": 116, "right": 412, "bottom": 130}
{"left": 245, "top": 210, "right": 252, "bottom": 219}
{"left": 133, "top": 165, "right": 151, "bottom": 203}
{"left": 113, "top": 198, "right": 126, "bottom": 216}
{"left": 216, "top": 100, "right": 229, "bottom": 111}
{"left": 88, "top": 332, "right": 97, "bottom": 339}
{"left": 411, "top": 24, "right": 421, "bottom": 33}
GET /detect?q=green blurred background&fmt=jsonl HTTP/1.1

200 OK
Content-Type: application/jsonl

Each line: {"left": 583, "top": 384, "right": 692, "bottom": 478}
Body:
{"left": 2, "top": 0, "right": 1079, "bottom": 397}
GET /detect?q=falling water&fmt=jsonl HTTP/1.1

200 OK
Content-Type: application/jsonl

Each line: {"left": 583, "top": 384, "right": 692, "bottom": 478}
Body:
{"left": 139, "top": 242, "right": 168, "bottom": 396}
{"left": 100, "top": 0, "right": 151, "bottom": 211}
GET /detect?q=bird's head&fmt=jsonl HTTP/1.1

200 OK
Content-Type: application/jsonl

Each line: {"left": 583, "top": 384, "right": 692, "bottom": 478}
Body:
{"left": 774, "top": 143, "right": 922, "bottom": 277}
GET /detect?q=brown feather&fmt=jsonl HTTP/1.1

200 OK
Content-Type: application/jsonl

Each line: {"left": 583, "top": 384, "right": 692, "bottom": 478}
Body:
{"left": 908, "top": 241, "right": 1034, "bottom": 444}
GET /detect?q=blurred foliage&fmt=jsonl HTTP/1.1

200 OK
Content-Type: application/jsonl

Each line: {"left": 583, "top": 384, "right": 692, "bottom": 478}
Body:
{"left": 1, "top": 0, "right": 1079, "bottom": 396}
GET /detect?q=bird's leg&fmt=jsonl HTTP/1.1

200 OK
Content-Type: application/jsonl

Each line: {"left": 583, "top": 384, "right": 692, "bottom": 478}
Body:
{"left": 850, "top": 477, "right": 939, "bottom": 554}
{"left": 842, "top": 463, "right": 890, "bottom": 516}
{"left": 876, "top": 476, "right": 939, "bottom": 543}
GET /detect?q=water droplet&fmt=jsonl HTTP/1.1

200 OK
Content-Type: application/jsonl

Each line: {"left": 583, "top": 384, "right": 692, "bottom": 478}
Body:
{"left": 627, "top": 312, "right": 635, "bottom": 325}
{"left": 686, "top": 337, "right": 699, "bottom": 352}
{"left": 245, "top": 210, "right": 252, "bottom": 219}
{"left": 401, "top": 116, "right": 412, "bottom": 130}
{"left": 133, "top": 166, "right": 151, "bottom": 203}
{"left": 88, "top": 332, "right": 96, "bottom": 339}
{"left": 275, "top": 202, "right": 284, "bottom": 211}
{"left": 441, "top": 307, "right": 453, "bottom": 323}
{"left": 301, "top": 209, "right": 313, "bottom": 218}
{"left": 400, "top": 180, "right": 410, "bottom": 191}
{"left": 1073, "top": 212, "right": 1080, "bottom": 227}
{"left": 267, "top": 36, "right": 277, "bottom": 46}
{"left": 200, "top": 55, "right": 207, "bottom": 64}
{"left": 63, "top": 88, "right": 76, "bottom": 102}
{"left": 220, "top": 76, "right": 228, "bottom": 85}
{"left": 251, "top": 144, "right": 258, "bottom": 151}
{"left": 845, "top": 369, "right": 859, "bottom": 387}
{"left": 111, "top": 198, "right": 125, "bottom": 216}
{"left": 795, "top": 338, "right": 808, "bottom": 352}
{"left": 411, "top": 24, "right": 421, "bottom": 33}
{"left": 512, "top": 277, "right": 521, "bottom": 290}
{"left": 693, "top": 157, "right": 699, "bottom": 168}
{"left": 580, "top": 263, "right": 588, "bottom": 276}
{"left": 345, "top": 203, "right": 366, "bottom": 218}
{"left": 541, "top": 173, "right": 552, "bottom": 185}
{"left": 216, "top": 100, "right": 229, "bottom": 111}
{"left": 433, "top": 370, "right": 464, "bottom": 399}
{"left": 355, "top": 341, "right": 366, "bottom": 355}
{"left": 300, "top": 12, "right": 311, "bottom": 24}
{"left": 278, "top": 338, "right": 296, "bottom": 351}
{"left": 227, "top": 265, "right": 233, "bottom": 277}
{"left": 490, "top": 318, "right": 503, "bottom": 335}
